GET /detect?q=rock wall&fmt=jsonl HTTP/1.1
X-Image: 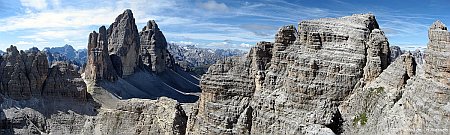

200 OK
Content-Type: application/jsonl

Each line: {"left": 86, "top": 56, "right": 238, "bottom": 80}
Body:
{"left": 187, "top": 41, "right": 272, "bottom": 134}
{"left": 425, "top": 20, "right": 450, "bottom": 85}
{"left": 140, "top": 20, "right": 173, "bottom": 73}
{"left": 339, "top": 21, "right": 450, "bottom": 135}
{"left": 107, "top": 9, "right": 140, "bottom": 76}
{"left": 188, "top": 14, "right": 392, "bottom": 134}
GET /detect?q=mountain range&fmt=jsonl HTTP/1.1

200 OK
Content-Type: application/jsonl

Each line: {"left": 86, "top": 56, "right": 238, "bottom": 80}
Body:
{"left": 0, "top": 9, "right": 448, "bottom": 135}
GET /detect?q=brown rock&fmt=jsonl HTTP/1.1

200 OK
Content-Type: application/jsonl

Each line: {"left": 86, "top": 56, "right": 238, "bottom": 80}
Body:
{"left": 84, "top": 26, "right": 118, "bottom": 82}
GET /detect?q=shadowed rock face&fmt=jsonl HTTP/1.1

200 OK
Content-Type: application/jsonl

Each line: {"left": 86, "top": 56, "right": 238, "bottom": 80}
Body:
{"left": 0, "top": 46, "right": 47, "bottom": 100}
{"left": 140, "top": 20, "right": 174, "bottom": 73}
{"left": 43, "top": 62, "right": 87, "bottom": 100}
{"left": 188, "top": 14, "right": 392, "bottom": 134}
{"left": 107, "top": 9, "right": 140, "bottom": 77}
{"left": 0, "top": 46, "right": 86, "bottom": 100}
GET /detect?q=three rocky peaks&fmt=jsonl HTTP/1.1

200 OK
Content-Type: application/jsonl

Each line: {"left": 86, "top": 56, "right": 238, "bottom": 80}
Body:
{"left": 0, "top": 9, "right": 449, "bottom": 135}
{"left": 85, "top": 9, "right": 173, "bottom": 82}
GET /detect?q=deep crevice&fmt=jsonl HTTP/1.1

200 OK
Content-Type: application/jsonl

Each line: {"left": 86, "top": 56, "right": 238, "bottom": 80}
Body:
{"left": 325, "top": 109, "right": 344, "bottom": 135}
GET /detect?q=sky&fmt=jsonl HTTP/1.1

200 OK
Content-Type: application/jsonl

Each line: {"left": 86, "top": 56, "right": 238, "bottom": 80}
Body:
{"left": 0, "top": 0, "right": 449, "bottom": 51}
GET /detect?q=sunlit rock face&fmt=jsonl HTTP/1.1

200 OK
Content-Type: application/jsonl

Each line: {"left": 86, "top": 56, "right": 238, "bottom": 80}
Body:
{"left": 340, "top": 21, "right": 450, "bottom": 135}
{"left": 84, "top": 26, "right": 118, "bottom": 82}
{"left": 426, "top": 20, "right": 450, "bottom": 85}
{"left": 188, "top": 14, "right": 392, "bottom": 134}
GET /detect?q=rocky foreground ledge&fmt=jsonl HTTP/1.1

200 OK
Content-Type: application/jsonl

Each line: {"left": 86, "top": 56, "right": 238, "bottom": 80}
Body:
{"left": 1, "top": 10, "right": 449, "bottom": 135}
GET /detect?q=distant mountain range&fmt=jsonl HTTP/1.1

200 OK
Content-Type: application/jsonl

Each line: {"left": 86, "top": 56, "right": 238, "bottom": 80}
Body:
{"left": 37, "top": 43, "right": 246, "bottom": 76}
{"left": 43, "top": 44, "right": 87, "bottom": 68}
{"left": 167, "top": 43, "right": 246, "bottom": 75}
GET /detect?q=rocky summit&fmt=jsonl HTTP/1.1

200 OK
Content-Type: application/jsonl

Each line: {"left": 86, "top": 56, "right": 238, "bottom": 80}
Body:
{"left": 1, "top": 9, "right": 450, "bottom": 135}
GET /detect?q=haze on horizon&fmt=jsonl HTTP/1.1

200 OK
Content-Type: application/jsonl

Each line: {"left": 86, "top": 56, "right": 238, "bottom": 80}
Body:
{"left": 0, "top": 0, "right": 449, "bottom": 51}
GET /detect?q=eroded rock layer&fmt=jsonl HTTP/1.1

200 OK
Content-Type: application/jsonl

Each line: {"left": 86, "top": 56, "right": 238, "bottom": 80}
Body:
{"left": 426, "top": 20, "right": 450, "bottom": 85}
{"left": 189, "top": 14, "right": 392, "bottom": 134}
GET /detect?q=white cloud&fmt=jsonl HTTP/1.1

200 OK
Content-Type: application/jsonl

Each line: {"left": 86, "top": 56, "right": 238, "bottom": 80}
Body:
{"left": 64, "top": 39, "right": 74, "bottom": 43}
{"left": 15, "top": 41, "right": 34, "bottom": 45}
{"left": 240, "top": 43, "right": 253, "bottom": 48}
{"left": 199, "top": 0, "right": 229, "bottom": 12}
{"left": 20, "top": 0, "right": 48, "bottom": 10}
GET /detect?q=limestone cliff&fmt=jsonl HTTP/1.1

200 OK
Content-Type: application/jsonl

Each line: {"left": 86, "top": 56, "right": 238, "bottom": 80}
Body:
{"left": 340, "top": 20, "right": 450, "bottom": 135}
{"left": 84, "top": 26, "right": 118, "bottom": 82}
{"left": 188, "top": 14, "right": 392, "bottom": 134}
{"left": 140, "top": 20, "right": 173, "bottom": 73}
{"left": 107, "top": 9, "right": 140, "bottom": 77}
{"left": 426, "top": 20, "right": 450, "bottom": 85}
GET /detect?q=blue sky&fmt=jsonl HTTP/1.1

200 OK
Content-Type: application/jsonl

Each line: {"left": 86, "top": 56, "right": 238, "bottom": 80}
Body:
{"left": 0, "top": 0, "right": 449, "bottom": 51}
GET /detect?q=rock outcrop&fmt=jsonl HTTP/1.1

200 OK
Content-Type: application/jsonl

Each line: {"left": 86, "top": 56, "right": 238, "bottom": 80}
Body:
{"left": 43, "top": 62, "right": 87, "bottom": 100}
{"left": 425, "top": 20, "right": 450, "bottom": 85}
{"left": 188, "top": 14, "right": 392, "bottom": 134}
{"left": 1, "top": 96, "right": 187, "bottom": 135}
{"left": 107, "top": 9, "right": 140, "bottom": 76}
{"left": 140, "top": 20, "right": 173, "bottom": 73}
{"left": 84, "top": 26, "right": 118, "bottom": 82}
{"left": 340, "top": 21, "right": 450, "bottom": 135}
{"left": 0, "top": 45, "right": 87, "bottom": 100}
{"left": 0, "top": 46, "right": 48, "bottom": 100}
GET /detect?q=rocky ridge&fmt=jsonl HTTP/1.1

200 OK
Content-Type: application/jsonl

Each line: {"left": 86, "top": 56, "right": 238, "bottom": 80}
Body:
{"left": 44, "top": 44, "right": 87, "bottom": 71}
{"left": 187, "top": 14, "right": 450, "bottom": 135}
{"left": 167, "top": 43, "right": 246, "bottom": 76}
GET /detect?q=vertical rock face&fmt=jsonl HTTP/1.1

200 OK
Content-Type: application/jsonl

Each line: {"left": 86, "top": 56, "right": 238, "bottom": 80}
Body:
{"left": 107, "top": 9, "right": 140, "bottom": 76}
{"left": 390, "top": 46, "right": 403, "bottom": 60}
{"left": 139, "top": 20, "right": 172, "bottom": 73}
{"left": 43, "top": 62, "right": 87, "bottom": 100}
{"left": 340, "top": 21, "right": 450, "bottom": 135}
{"left": 425, "top": 20, "right": 450, "bottom": 85}
{"left": 84, "top": 26, "right": 118, "bottom": 82}
{"left": 189, "top": 14, "right": 391, "bottom": 134}
{"left": 188, "top": 41, "right": 273, "bottom": 134}
{"left": 363, "top": 29, "right": 391, "bottom": 82}
{"left": 0, "top": 46, "right": 48, "bottom": 100}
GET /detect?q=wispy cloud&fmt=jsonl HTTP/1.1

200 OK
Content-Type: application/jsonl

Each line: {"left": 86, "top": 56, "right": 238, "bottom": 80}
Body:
{"left": 15, "top": 41, "right": 34, "bottom": 45}
{"left": 0, "top": 0, "right": 448, "bottom": 51}
{"left": 198, "top": 0, "right": 229, "bottom": 12}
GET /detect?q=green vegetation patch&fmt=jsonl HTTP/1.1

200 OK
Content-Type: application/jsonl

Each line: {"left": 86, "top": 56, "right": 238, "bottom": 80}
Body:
{"left": 353, "top": 112, "right": 368, "bottom": 126}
